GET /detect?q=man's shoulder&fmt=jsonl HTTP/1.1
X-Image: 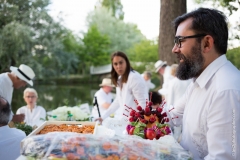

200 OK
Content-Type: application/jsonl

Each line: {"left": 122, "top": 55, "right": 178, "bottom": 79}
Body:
{"left": 0, "top": 72, "right": 12, "bottom": 86}
{"left": 6, "top": 127, "right": 26, "bottom": 137}
{"left": 214, "top": 62, "right": 240, "bottom": 91}
{"left": 13, "top": 128, "right": 26, "bottom": 136}
{"left": 0, "top": 73, "right": 8, "bottom": 81}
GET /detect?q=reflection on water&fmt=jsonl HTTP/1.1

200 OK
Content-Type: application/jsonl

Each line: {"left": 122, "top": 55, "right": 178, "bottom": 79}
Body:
{"left": 11, "top": 84, "right": 104, "bottom": 114}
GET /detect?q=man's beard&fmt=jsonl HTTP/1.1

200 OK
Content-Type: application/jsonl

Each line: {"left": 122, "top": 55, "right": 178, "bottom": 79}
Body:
{"left": 176, "top": 44, "right": 204, "bottom": 80}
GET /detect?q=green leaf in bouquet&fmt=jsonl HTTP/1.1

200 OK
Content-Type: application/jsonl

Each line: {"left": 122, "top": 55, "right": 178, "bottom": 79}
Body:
{"left": 133, "top": 127, "right": 140, "bottom": 135}
{"left": 135, "top": 121, "right": 147, "bottom": 129}
{"left": 135, "top": 130, "right": 145, "bottom": 138}
{"left": 130, "top": 121, "right": 138, "bottom": 126}
{"left": 156, "top": 122, "right": 167, "bottom": 128}
{"left": 161, "top": 128, "right": 167, "bottom": 135}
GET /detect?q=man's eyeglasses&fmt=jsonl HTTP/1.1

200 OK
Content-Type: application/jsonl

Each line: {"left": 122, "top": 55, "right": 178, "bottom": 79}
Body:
{"left": 174, "top": 34, "right": 206, "bottom": 48}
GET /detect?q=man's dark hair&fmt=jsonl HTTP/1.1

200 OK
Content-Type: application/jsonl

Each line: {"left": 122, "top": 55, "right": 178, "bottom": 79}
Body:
{"left": 0, "top": 97, "right": 11, "bottom": 125}
{"left": 149, "top": 91, "right": 162, "bottom": 105}
{"left": 173, "top": 8, "right": 228, "bottom": 54}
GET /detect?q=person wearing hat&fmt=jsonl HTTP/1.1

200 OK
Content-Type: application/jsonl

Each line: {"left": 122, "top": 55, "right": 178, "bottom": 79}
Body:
{"left": 154, "top": 60, "right": 173, "bottom": 99}
{"left": 0, "top": 64, "right": 35, "bottom": 123}
{"left": 91, "top": 78, "right": 114, "bottom": 120}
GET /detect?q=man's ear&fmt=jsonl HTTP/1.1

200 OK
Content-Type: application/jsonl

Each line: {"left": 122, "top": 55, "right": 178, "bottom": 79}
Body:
{"left": 202, "top": 35, "right": 214, "bottom": 53}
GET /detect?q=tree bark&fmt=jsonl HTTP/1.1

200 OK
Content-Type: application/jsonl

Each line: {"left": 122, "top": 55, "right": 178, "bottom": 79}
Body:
{"left": 159, "top": 0, "right": 186, "bottom": 65}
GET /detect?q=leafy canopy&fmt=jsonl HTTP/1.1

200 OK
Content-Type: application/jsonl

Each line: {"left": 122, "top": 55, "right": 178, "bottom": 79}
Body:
{"left": 0, "top": 0, "right": 79, "bottom": 78}
{"left": 86, "top": 7, "right": 146, "bottom": 54}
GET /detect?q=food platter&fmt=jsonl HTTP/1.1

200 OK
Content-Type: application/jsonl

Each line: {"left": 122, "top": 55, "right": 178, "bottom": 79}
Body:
{"left": 21, "top": 121, "right": 98, "bottom": 149}
{"left": 27, "top": 121, "right": 97, "bottom": 136}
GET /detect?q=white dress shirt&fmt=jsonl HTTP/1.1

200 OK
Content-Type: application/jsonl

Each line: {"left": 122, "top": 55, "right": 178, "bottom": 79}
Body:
{"left": 0, "top": 73, "right": 14, "bottom": 122}
{"left": 0, "top": 73, "right": 14, "bottom": 104}
{"left": 102, "top": 70, "right": 148, "bottom": 122}
{"left": 167, "top": 77, "right": 191, "bottom": 106}
{"left": 165, "top": 55, "right": 240, "bottom": 159}
{"left": 141, "top": 74, "right": 155, "bottom": 91}
{"left": 16, "top": 105, "right": 46, "bottom": 127}
{"left": 146, "top": 79, "right": 155, "bottom": 91}
{"left": 0, "top": 125, "right": 26, "bottom": 160}
{"left": 91, "top": 88, "right": 113, "bottom": 119}
{"left": 158, "top": 66, "right": 174, "bottom": 99}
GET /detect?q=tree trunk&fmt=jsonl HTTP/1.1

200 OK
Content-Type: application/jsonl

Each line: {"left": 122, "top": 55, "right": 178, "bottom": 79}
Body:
{"left": 159, "top": 0, "right": 186, "bottom": 65}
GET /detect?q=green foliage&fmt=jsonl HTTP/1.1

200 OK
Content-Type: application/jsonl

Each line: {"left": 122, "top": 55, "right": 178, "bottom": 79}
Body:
{"left": 0, "top": 22, "right": 33, "bottom": 71}
{"left": 195, "top": 0, "right": 239, "bottom": 15}
{"left": 101, "top": 0, "right": 124, "bottom": 20}
{"left": 82, "top": 25, "right": 110, "bottom": 66}
{"left": 86, "top": 7, "right": 145, "bottom": 54}
{"left": 226, "top": 47, "right": 240, "bottom": 69}
{"left": 0, "top": 0, "right": 79, "bottom": 78}
{"left": 194, "top": 0, "right": 240, "bottom": 46}
{"left": 128, "top": 39, "right": 159, "bottom": 62}
{"left": 127, "top": 39, "right": 158, "bottom": 78}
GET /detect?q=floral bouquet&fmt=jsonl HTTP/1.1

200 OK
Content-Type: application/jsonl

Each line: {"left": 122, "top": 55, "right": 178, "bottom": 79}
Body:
{"left": 48, "top": 106, "right": 89, "bottom": 121}
{"left": 125, "top": 97, "right": 171, "bottom": 140}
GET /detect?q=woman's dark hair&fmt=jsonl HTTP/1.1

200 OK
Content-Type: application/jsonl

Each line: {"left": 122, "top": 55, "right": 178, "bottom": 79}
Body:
{"left": 173, "top": 8, "right": 228, "bottom": 54}
{"left": 111, "top": 51, "right": 133, "bottom": 86}
{"left": 149, "top": 91, "right": 162, "bottom": 105}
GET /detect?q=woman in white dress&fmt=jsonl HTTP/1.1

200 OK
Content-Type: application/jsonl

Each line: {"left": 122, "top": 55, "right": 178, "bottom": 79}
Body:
{"left": 16, "top": 88, "right": 46, "bottom": 127}
{"left": 96, "top": 51, "right": 148, "bottom": 124}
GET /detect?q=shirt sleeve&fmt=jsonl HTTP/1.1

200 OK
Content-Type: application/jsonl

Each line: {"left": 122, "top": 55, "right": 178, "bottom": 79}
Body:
{"left": 205, "top": 90, "right": 240, "bottom": 160}
{"left": 101, "top": 97, "right": 119, "bottom": 119}
{"left": 129, "top": 73, "right": 148, "bottom": 109}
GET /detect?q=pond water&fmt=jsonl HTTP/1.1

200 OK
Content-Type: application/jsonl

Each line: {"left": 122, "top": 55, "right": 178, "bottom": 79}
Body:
{"left": 11, "top": 83, "right": 116, "bottom": 114}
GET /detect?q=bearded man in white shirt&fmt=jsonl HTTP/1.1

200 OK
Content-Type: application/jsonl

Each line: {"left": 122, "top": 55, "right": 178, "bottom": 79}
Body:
{"left": 165, "top": 8, "right": 240, "bottom": 159}
{"left": 0, "top": 97, "right": 26, "bottom": 160}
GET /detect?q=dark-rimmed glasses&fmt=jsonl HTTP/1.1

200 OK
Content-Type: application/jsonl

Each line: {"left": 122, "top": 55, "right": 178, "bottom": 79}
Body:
{"left": 174, "top": 34, "right": 206, "bottom": 48}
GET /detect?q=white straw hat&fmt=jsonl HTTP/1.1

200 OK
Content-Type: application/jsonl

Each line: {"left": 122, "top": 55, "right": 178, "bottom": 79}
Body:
{"left": 154, "top": 60, "right": 167, "bottom": 72}
{"left": 99, "top": 78, "right": 115, "bottom": 87}
{"left": 10, "top": 64, "right": 35, "bottom": 86}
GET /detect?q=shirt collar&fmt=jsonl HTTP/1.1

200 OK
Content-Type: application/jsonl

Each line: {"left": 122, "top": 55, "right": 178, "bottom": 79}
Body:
{"left": 195, "top": 54, "right": 228, "bottom": 88}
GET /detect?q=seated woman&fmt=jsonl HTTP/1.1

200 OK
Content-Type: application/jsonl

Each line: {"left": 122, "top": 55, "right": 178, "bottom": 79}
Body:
{"left": 16, "top": 88, "right": 46, "bottom": 127}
